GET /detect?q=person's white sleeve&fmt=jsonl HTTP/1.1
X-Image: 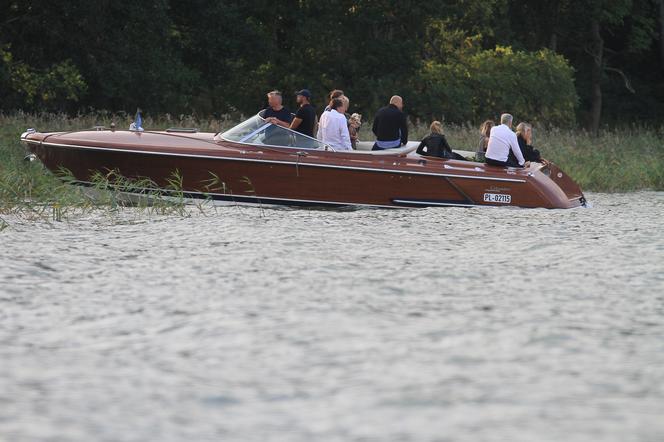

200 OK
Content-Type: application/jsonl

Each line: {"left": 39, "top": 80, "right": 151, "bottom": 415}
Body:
{"left": 317, "top": 113, "right": 325, "bottom": 140}
{"left": 340, "top": 122, "right": 352, "bottom": 150}
{"left": 510, "top": 132, "right": 525, "bottom": 165}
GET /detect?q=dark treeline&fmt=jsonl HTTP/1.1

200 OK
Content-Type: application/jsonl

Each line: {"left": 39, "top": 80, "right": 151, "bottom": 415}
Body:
{"left": 1, "top": 1, "right": 663, "bottom": 132}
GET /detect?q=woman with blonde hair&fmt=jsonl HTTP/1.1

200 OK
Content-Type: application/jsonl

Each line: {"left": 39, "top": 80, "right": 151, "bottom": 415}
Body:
{"left": 416, "top": 121, "right": 465, "bottom": 160}
{"left": 515, "top": 122, "right": 542, "bottom": 162}
{"left": 476, "top": 119, "right": 494, "bottom": 161}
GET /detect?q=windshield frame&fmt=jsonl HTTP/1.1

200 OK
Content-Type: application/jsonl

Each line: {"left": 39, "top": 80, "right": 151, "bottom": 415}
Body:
{"left": 219, "top": 114, "right": 330, "bottom": 151}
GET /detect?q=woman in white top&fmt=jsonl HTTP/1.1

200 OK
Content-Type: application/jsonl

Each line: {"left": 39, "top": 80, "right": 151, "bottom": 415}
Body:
{"left": 317, "top": 97, "right": 352, "bottom": 150}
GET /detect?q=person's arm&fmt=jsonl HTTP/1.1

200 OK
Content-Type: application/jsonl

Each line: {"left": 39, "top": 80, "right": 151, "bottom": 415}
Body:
{"left": 416, "top": 138, "right": 427, "bottom": 155}
{"left": 339, "top": 117, "right": 352, "bottom": 150}
{"left": 265, "top": 116, "right": 288, "bottom": 128}
{"left": 290, "top": 108, "right": 305, "bottom": 130}
{"left": 510, "top": 133, "right": 526, "bottom": 166}
{"left": 274, "top": 118, "right": 291, "bottom": 128}
{"left": 400, "top": 113, "right": 409, "bottom": 146}
{"left": 372, "top": 113, "right": 379, "bottom": 137}
{"left": 317, "top": 113, "right": 325, "bottom": 140}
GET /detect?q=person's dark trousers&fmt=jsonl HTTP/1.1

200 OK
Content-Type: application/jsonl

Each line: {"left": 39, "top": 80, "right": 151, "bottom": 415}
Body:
{"left": 506, "top": 150, "right": 521, "bottom": 167}
{"left": 485, "top": 157, "right": 523, "bottom": 167}
{"left": 372, "top": 143, "right": 392, "bottom": 151}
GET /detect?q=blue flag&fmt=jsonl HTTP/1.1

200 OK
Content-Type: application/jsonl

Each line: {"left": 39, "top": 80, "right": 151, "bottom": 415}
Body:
{"left": 135, "top": 109, "right": 143, "bottom": 130}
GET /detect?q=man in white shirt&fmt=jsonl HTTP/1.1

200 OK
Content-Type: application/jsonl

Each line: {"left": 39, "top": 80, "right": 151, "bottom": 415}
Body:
{"left": 485, "top": 113, "right": 527, "bottom": 167}
{"left": 317, "top": 98, "right": 352, "bottom": 150}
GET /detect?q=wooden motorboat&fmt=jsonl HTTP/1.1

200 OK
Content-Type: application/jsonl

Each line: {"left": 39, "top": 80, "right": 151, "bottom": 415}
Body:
{"left": 20, "top": 115, "right": 586, "bottom": 209}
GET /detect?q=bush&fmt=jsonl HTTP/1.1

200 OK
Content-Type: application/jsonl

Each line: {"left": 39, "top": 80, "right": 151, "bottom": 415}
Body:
{"left": 1, "top": 47, "right": 87, "bottom": 112}
{"left": 412, "top": 46, "right": 578, "bottom": 126}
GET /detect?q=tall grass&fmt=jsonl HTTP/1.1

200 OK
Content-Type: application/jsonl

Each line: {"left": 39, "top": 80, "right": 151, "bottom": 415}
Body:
{"left": 1, "top": 112, "right": 663, "bottom": 227}
{"left": 0, "top": 112, "right": 235, "bottom": 226}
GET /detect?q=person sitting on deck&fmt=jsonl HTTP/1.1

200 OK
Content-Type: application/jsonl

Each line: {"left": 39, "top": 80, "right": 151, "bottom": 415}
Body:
{"left": 416, "top": 121, "right": 465, "bottom": 160}
{"left": 317, "top": 98, "right": 352, "bottom": 150}
{"left": 476, "top": 119, "right": 494, "bottom": 162}
{"left": 515, "top": 122, "right": 542, "bottom": 162}
{"left": 372, "top": 95, "right": 408, "bottom": 150}
{"left": 485, "top": 113, "right": 527, "bottom": 168}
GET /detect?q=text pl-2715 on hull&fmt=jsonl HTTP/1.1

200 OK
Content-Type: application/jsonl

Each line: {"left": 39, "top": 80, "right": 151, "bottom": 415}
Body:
{"left": 20, "top": 115, "right": 586, "bottom": 209}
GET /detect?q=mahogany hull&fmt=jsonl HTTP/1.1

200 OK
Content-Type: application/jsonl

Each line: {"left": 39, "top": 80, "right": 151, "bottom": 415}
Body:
{"left": 21, "top": 129, "right": 585, "bottom": 209}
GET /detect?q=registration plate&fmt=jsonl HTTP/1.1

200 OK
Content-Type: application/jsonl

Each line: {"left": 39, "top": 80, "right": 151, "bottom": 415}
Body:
{"left": 483, "top": 193, "right": 511, "bottom": 204}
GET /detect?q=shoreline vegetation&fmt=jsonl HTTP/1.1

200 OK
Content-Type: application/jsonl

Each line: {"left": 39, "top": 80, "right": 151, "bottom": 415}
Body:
{"left": 1, "top": 112, "right": 663, "bottom": 228}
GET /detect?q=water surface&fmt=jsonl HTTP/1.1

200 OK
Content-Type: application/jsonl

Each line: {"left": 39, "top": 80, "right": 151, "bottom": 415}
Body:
{"left": 1, "top": 192, "right": 663, "bottom": 441}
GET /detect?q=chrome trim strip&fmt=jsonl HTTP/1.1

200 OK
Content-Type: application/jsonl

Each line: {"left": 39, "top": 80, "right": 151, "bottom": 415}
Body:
{"left": 25, "top": 139, "right": 528, "bottom": 183}
{"left": 392, "top": 199, "right": 477, "bottom": 207}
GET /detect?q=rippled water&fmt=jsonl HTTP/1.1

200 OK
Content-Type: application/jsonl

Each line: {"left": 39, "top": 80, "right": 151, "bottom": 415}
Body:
{"left": 1, "top": 192, "right": 664, "bottom": 442}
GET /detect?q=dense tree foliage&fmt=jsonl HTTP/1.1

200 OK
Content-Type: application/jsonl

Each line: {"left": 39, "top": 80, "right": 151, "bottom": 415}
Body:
{"left": 1, "top": 0, "right": 662, "bottom": 129}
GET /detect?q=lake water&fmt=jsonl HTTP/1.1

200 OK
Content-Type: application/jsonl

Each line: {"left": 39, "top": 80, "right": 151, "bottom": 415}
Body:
{"left": 1, "top": 192, "right": 663, "bottom": 442}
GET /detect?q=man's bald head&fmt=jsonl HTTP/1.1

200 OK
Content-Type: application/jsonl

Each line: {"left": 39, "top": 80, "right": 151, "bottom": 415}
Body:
{"left": 390, "top": 95, "right": 403, "bottom": 110}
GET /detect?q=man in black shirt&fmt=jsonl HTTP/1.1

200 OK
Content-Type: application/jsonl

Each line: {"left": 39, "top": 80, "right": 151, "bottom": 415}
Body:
{"left": 290, "top": 89, "right": 316, "bottom": 137}
{"left": 371, "top": 95, "right": 408, "bottom": 150}
{"left": 259, "top": 90, "right": 293, "bottom": 127}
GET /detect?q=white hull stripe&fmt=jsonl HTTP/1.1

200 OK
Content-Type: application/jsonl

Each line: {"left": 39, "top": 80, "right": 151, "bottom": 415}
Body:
{"left": 27, "top": 140, "right": 528, "bottom": 184}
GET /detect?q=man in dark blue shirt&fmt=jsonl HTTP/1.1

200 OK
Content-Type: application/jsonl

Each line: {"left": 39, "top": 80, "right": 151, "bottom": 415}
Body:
{"left": 259, "top": 90, "right": 293, "bottom": 127}
{"left": 290, "top": 89, "right": 316, "bottom": 138}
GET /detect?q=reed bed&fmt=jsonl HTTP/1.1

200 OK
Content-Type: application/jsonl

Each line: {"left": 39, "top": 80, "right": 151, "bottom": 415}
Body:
{"left": 1, "top": 112, "right": 663, "bottom": 228}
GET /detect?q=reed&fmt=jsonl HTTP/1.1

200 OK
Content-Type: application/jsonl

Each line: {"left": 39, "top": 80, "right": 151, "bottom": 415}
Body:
{"left": 1, "top": 112, "right": 663, "bottom": 225}
{"left": 0, "top": 112, "right": 233, "bottom": 226}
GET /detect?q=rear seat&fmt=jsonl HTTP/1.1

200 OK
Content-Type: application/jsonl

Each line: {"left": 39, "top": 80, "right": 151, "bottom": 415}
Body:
{"left": 346, "top": 141, "right": 419, "bottom": 155}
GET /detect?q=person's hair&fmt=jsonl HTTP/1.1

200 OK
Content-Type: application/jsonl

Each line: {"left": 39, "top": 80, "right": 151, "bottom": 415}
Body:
{"left": 480, "top": 120, "right": 494, "bottom": 137}
{"left": 329, "top": 89, "right": 344, "bottom": 101}
{"left": 430, "top": 120, "right": 444, "bottom": 135}
{"left": 500, "top": 113, "right": 513, "bottom": 125}
{"left": 331, "top": 98, "right": 344, "bottom": 110}
{"left": 390, "top": 95, "right": 403, "bottom": 105}
{"left": 340, "top": 95, "right": 349, "bottom": 109}
{"left": 515, "top": 122, "right": 530, "bottom": 138}
{"left": 267, "top": 90, "right": 282, "bottom": 98}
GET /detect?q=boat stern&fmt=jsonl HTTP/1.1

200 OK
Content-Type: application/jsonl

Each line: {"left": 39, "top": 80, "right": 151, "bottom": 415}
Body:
{"left": 532, "top": 162, "right": 586, "bottom": 208}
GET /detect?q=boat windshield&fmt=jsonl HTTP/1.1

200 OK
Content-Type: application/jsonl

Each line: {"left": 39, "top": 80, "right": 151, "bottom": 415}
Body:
{"left": 220, "top": 114, "right": 325, "bottom": 149}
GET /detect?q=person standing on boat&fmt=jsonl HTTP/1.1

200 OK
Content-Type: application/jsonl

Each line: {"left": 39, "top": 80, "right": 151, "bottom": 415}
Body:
{"left": 323, "top": 89, "right": 344, "bottom": 113}
{"left": 290, "top": 89, "right": 316, "bottom": 138}
{"left": 260, "top": 91, "right": 293, "bottom": 128}
{"left": 371, "top": 96, "right": 408, "bottom": 150}
{"left": 317, "top": 98, "right": 352, "bottom": 150}
{"left": 485, "top": 113, "right": 526, "bottom": 168}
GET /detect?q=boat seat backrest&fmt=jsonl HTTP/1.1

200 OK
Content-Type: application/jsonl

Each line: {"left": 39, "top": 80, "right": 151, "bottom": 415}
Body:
{"left": 344, "top": 141, "right": 419, "bottom": 155}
